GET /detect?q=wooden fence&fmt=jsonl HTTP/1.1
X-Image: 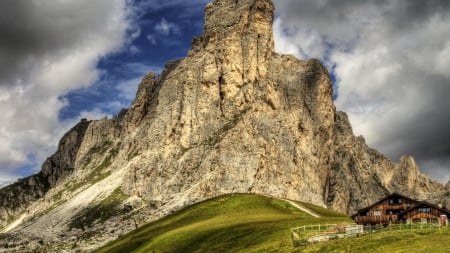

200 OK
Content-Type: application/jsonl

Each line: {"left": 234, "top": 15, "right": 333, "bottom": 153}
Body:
{"left": 291, "top": 220, "right": 448, "bottom": 247}
{"left": 291, "top": 224, "right": 363, "bottom": 246}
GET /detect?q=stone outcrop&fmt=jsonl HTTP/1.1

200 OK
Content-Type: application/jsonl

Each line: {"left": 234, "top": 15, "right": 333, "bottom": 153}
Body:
{"left": 0, "top": 0, "right": 448, "bottom": 250}
{"left": 0, "top": 120, "right": 90, "bottom": 228}
{"left": 41, "top": 120, "right": 91, "bottom": 187}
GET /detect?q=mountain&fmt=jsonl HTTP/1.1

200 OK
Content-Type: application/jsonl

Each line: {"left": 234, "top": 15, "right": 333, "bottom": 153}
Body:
{"left": 0, "top": 0, "right": 448, "bottom": 251}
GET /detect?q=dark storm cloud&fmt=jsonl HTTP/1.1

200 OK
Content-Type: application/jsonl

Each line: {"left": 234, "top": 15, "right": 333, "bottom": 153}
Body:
{"left": 275, "top": 0, "right": 450, "bottom": 50}
{"left": 380, "top": 79, "right": 450, "bottom": 174}
{"left": 0, "top": 0, "right": 131, "bottom": 86}
{"left": 0, "top": 1, "right": 69, "bottom": 51}
{"left": 0, "top": 0, "right": 36, "bottom": 85}
{"left": 384, "top": 0, "right": 450, "bottom": 30}
{"left": 274, "top": 0, "right": 450, "bottom": 183}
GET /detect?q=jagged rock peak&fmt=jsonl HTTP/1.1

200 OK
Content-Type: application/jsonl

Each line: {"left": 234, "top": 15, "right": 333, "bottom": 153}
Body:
{"left": 0, "top": 119, "right": 90, "bottom": 228}
{"left": 190, "top": 0, "right": 274, "bottom": 82}
{"left": 41, "top": 119, "right": 91, "bottom": 187}
{"left": 118, "top": 72, "right": 157, "bottom": 129}
{"left": 203, "top": 0, "right": 274, "bottom": 45}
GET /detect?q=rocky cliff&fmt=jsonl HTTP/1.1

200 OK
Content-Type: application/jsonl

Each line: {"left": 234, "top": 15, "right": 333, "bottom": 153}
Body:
{"left": 0, "top": 0, "right": 448, "bottom": 251}
{"left": 0, "top": 120, "right": 90, "bottom": 229}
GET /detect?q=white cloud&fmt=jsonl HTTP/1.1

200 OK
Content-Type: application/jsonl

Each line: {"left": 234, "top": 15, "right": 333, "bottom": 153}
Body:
{"left": 115, "top": 63, "right": 162, "bottom": 101}
{"left": 145, "top": 18, "right": 183, "bottom": 46}
{"left": 129, "top": 45, "right": 141, "bottom": 54}
{"left": 116, "top": 77, "right": 143, "bottom": 101}
{"left": 147, "top": 34, "right": 157, "bottom": 45}
{"left": 79, "top": 109, "right": 111, "bottom": 121}
{"left": 0, "top": 0, "right": 134, "bottom": 180}
{"left": 274, "top": 0, "right": 450, "bottom": 183}
{"left": 155, "top": 18, "right": 181, "bottom": 36}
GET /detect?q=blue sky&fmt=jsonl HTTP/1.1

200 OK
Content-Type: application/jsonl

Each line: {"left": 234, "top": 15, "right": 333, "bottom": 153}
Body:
{"left": 59, "top": 1, "right": 208, "bottom": 121}
{"left": 0, "top": 0, "right": 449, "bottom": 186}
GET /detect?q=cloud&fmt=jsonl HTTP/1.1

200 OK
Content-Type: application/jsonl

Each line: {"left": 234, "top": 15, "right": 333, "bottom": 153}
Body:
{"left": 78, "top": 109, "right": 112, "bottom": 122}
{"left": 274, "top": 1, "right": 450, "bottom": 183}
{"left": 147, "top": 34, "right": 157, "bottom": 45}
{"left": 155, "top": 18, "right": 181, "bottom": 36}
{"left": 116, "top": 78, "right": 144, "bottom": 102}
{"left": 60, "top": 62, "right": 162, "bottom": 124}
{"left": 129, "top": 45, "right": 141, "bottom": 54}
{"left": 115, "top": 63, "right": 162, "bottom": 101}
{"left": 0, "top": 0, "right": 134, "bottom": 179}
{"left": 134, "top": 0, "right": 208, "bottom": 47}
{"left": 146, "top": 18, "right": 182, "bottom": 46}
{"left": 0, "top": 180, "right": 11, "bottom": 188}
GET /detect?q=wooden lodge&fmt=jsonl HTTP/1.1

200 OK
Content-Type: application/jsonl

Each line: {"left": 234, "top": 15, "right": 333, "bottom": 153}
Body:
{"left": 352, "top": 193, "right": 450, "bottom": 225}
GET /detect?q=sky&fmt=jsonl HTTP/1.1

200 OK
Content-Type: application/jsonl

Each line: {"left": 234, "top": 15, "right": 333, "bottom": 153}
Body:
{"left": 0, "top": 0, "right": 449, "bottom": 187}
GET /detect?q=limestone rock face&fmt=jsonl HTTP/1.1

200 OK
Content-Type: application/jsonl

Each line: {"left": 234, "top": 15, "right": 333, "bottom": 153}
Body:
{"left": 0, "top": 0, "right": 448, "bottom": 250}
{"left": 41, "top": 120, "right": 91, "bottom": 187}
{"left": 0, "top": 120, "right": 90, "bottom": 228}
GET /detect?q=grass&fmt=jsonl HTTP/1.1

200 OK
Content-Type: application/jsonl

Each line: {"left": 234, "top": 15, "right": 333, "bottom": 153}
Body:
{"left": 206, "top": 107, "right": 251, "bottom": 146}
{"left": 95, "top": 194, "right": 351, "bottom": 253}
{"left": 301, "top": 202, "right": 347, "bottom": 218}
{"left": 65, "top": 153, "right": 114, "bottom": 193}
{"left": 68, "top": 187, "right": 128, "bottom": 231}
{"left": 177, "top": 108, "right": 251, "bottom": 159}
{"left": 127, "top": 147, "right": 140, "bottom": 161}
{"left": 301, "top": 227, "right": 450, "bottom": 253}
{"left": 95, "top": 194, "right": 450, "bottom": 253}
{"left": 89, "top": 140, "right": 113, "bottom": 156}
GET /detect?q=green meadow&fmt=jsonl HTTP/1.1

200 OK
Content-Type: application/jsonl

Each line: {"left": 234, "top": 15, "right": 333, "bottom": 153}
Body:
{"left": 95, "top": 194, "right": 349, "bottom": 253}
{"left": 95, "top": 194, "right": 449, "bottom": 253}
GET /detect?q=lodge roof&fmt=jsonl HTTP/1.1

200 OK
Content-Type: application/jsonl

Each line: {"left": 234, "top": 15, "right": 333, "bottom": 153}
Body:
{"left": 351, "top": 193, "right": 418, "bottom": 218}
{"left": 352, "top": 193, "right": 450, "bottom": 218}
{"left": 398, "top": 200, "right": 450, "bottom": 216}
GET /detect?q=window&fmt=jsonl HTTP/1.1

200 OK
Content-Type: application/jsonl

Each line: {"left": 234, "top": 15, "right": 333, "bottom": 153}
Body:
{"left": 373, "top": 210, "right": 382, "bottom": 216}
{"left": 418, "top": 207, "right": 431, "bottom": 213}
{"left": 389, "top": 199, "right": 394, "bottom": 205}
{"left": 398, "top": 199, "right": 402, "bottom": 204}
{"left": 388, "top": 210, "right": 393, "bottom": 215}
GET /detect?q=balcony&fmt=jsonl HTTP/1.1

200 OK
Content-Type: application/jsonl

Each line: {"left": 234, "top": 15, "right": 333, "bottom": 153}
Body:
{"left": 354, "top": 215, "right": 398, "bottom": 225}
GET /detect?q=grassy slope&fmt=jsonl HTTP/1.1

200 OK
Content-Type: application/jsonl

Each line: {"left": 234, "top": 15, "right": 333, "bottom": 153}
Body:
{"left": 95, "top": 194, "right": 350, "bottom": 253}
{"left": 95, "top": 194, "right": 450, "bottom": 253}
